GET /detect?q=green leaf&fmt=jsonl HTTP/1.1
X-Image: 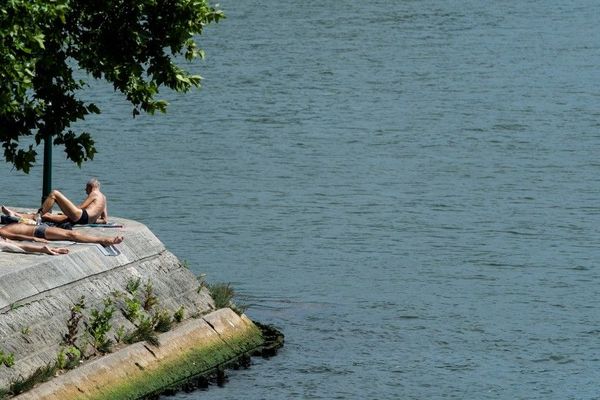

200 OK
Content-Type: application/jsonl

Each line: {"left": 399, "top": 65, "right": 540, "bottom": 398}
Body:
{"left": 33, "top": 33, "right": 45, "bottom": 49}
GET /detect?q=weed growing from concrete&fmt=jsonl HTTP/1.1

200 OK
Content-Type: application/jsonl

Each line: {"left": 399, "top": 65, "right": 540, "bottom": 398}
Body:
{"left": 57, "top": 346, "right": 81, "bottom": 370}
{"left": 173, "top": 306, "right": 185, "bottom": 323}
{"left": 114, "top": 325, "right": 126, "bottom": 343}
{"left": 208, "top": 283, "right": 233, "bottom": 309}
{"left": 86, "top": 298, "right": 115, "bottom": 354}
{"left": 125, "top": 316, "right": 159, "bottom": 347}
{"left": 8, "top": 363, "right": 58, "bottom": 395}
{"left": 0, "top": 350, "right": 15, "bottom": 368}
{"left": 122, "top": 296, "right": 142, "bottom": 322}
{"left": 143, "top": 281, "right": 159, "bottom": 311}
{"left": 208, "top": 283, "right": 248, "bottom": 315}
{"left": 63, "top": 296, "right": 86, "bottom": 347}
{"left": 152, "top": 309, "right": 172, "bottom": 333}
{"left": 126, "top": 277, "right": 141, "bottom": 295}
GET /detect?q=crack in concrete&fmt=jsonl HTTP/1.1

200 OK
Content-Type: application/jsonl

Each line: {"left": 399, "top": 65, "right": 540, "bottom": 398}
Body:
{"left": 144, "top": 344, "right": 157, "bottom": 358}
{"left": 203, "top": 319, "right": 215, "bottom": 331}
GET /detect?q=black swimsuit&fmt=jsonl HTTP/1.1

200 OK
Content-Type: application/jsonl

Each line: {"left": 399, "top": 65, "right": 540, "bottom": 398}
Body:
{"left": 73, "top": 209, "right": 89, "bottom": 225}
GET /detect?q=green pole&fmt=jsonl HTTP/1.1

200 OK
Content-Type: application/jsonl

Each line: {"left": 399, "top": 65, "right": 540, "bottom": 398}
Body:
{"left": 42, "top": 134, "right": 52, "bottom": 205}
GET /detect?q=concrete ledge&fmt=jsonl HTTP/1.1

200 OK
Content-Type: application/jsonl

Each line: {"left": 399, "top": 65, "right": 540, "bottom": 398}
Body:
{"left": 0, "top": 215, "right": 281, "bottom": 399}
{"left": 13, "top": 308, "right": 264, "bottom": 400}
{"left": 0, "top": 215, "right": 163, "bottom": 311}
{"left": 0, "top": 215, "right": 215, "bottom": 390}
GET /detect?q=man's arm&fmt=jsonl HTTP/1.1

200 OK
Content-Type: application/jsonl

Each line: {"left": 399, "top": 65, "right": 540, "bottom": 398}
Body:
{"left": 11, "top": 242, "right": 43, "bottom": 253}
{"left": 78, "top": 192, "right": 98, "bottom": 209}
{"left": 1, "top": 239, "right": 68, "bottom": 255}
{"left": 0, "top": 239, "right": 26, "bottom": 253}
{"left": 97, "top": 204, "right": 109, "bottom": 224}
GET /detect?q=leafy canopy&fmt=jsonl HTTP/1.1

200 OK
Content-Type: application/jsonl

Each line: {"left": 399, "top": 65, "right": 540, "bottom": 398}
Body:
{"left": 0, "top": 0, "right": 223, "bottom": 172}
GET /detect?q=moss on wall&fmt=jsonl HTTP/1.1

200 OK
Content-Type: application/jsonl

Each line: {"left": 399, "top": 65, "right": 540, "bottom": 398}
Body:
{"left": 87, "top": 328, "right": 263, "bottom": 400}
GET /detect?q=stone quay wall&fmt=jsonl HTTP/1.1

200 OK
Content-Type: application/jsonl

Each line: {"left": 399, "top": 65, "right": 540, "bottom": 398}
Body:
{"left": 0, "top": 215, "right": 265, "bottom": 399}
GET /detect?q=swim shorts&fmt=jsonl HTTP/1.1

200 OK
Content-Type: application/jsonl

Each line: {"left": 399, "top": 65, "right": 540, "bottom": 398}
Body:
{"left": 72, "top": 209, "right": 89, "bottom": 225}
{"left": 34, "top": 224, "right": 48, "bottom": 239}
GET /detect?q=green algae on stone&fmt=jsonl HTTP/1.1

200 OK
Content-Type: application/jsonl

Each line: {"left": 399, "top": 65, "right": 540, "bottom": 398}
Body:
{"left": 85, "top": 330, "right": 264, "bottom": 400}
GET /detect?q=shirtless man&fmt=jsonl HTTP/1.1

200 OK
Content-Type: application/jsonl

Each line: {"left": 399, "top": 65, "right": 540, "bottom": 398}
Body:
{"left": 0, "top": 236, "right": 69, "bottom": 256}
{"left": 0, "top": 223, "right": 123, "bottom": 247}
{"left": 2, "top": 178, "right": 108, "bottom": 225}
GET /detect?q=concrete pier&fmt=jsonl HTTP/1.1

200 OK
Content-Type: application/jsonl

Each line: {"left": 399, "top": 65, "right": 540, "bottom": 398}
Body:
{"left": 0, "top": 214, "right": 271, "bottom": 398}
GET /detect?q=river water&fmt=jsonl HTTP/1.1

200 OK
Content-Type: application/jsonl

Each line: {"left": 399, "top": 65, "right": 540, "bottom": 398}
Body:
{"left": 3, "top": 1, "right": 600, "bottom": 399}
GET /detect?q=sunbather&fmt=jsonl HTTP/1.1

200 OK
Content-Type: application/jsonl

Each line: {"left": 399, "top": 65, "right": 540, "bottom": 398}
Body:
{"left": 0, "top": 223, "right": 123, "bottom": 247}
{"left": 0, "top": 236, "right": 69, "bottom": 256}
{"left": 2, "top": 177, "right": 108, "bottom": 225}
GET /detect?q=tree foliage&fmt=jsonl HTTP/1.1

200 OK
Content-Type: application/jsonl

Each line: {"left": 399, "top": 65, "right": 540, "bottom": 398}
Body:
{"left": 0, "top": 0, "right": 223, "bottom": 172}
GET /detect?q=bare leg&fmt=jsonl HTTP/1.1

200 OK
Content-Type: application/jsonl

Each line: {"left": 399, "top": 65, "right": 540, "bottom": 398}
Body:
{"left": 44, "top": 227, "right": 123, "bottom": 246}
{"left": 8, "top": 240, "right": 70, "bottom": 255}
{"left": 41, "top": 190, "right": 83, "bottom": 222}
{"left": 42, "top": 214, "right": 70, "bottom": 224}
{"left": 2, "top": 206, "right": 25, "bottom": 218}
{"left": 2, "top": 205, "right": 63, "bottom": 222}
{"left": 1, "top": 206, "right": 38, "bottom": 220}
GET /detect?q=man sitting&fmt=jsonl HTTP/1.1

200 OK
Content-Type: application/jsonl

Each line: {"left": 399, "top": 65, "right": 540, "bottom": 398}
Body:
{"left": 2, "top": 178, "right": 108, "bottom": 225}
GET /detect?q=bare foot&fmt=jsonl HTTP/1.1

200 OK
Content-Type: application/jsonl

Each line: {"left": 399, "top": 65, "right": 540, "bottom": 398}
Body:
{"left": 99, "top": 236, "right": 124, "bottom": 246}
{"left": 43, "top": 246, "right": 70, "bottom": 255}
{"left": 53, "top": 247, "right": 70, "bottom": 254}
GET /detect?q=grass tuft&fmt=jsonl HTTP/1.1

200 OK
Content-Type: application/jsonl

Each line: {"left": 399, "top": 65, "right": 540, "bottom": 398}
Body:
{"left": 173, "top": 306, "right": 185, "bottom": 323}
{"left": 208, "top": 283, "right": 248, "bottom": 315}
{"left": 152, "top": 309, "right": 173, "bottom": 333}
{"left": 142, "top": 282, "right": 159, "bottom": 311}
{"left": 126, "top": 278, "right": 141, "bottom": 295}
{"left": 125, "top": 316, "right": 160, "bottom": 347}
{"left": 9, "top": 363, "right": 58, "bottom": 395}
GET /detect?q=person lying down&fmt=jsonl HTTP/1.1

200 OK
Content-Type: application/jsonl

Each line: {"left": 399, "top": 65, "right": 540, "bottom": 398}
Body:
{"left": 0, "top": 223, "right": 123, "bottom": 250}
{"left": 0, "top": 236, "right": 69, "bottom": 256}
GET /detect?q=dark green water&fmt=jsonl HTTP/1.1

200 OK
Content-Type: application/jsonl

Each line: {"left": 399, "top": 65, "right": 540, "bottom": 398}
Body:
{"left": 3, "top": 1, "right": 600, "bottom": 398}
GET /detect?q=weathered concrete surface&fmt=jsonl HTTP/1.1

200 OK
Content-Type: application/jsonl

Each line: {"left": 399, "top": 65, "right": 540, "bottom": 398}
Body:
{"left": 13, "top": 308, "right": 264, "bottom": 400}
{"left": 0, "top": 214, "right": 217, "bottom": 391}
{"left": 0, "top": 215, "right": 166, "bottom": 311}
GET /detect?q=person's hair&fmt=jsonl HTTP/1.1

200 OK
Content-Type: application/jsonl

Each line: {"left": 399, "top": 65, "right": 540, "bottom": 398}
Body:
{"left": 87, "top": 177, "right": 100, "bottom": 188}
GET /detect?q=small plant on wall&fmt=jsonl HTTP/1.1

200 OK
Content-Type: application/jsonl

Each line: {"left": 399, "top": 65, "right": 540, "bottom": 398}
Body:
{"left": 57, "top": 346, "right": 81, "bottom": 370}
{"left": 0, "top": 350, "right": 15, "bottom": 368}
{"left": 85, "top": 298, "right": 116, "bottom": 355}
{"left": 63, "top": 296, "right": 86, "bottom": 347}
{"left": 173, "top": 306, "right": 185, "bottom": 323}
{"left": 208, "top": 283, "right": 248, "bottom": 315}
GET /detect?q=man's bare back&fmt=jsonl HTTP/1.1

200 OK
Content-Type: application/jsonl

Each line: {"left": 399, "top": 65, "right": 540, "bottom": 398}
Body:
{"left": 76, "top": 185, "right": 108, "bottom": 223}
